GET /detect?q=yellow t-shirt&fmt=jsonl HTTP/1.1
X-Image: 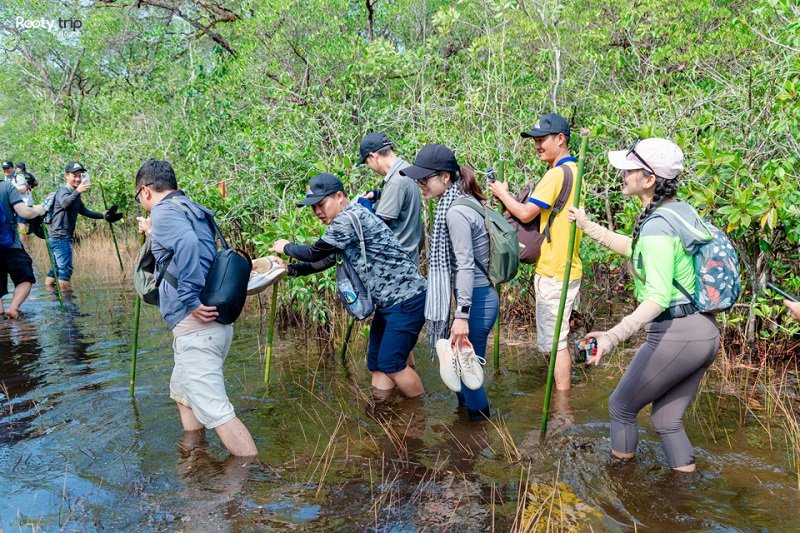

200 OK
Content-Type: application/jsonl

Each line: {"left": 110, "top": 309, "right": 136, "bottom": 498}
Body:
{"left": 529, "top": 162, "right": 582, "bottom": 281}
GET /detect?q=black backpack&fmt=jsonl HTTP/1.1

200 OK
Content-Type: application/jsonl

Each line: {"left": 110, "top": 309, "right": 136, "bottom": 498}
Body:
{"left": 159, "top": 199, "right": 252, "bottom": 324}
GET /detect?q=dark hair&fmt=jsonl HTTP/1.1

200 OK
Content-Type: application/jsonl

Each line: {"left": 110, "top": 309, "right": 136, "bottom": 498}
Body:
{"left": 630, "top": 173, "right": 680, "bottom": 274}
{"left": 375, "top": 145, "right": 394, "bottom": 157}
{"left": 135, "top": 159, "right": 178, "bottom": 192}
{"left": 451, "top": 166, "right": 487, "bottom": 202}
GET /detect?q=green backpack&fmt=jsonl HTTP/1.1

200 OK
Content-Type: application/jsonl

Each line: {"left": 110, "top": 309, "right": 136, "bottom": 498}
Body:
{"left": 450, "top": 198, "right": 520, "bottom": 285}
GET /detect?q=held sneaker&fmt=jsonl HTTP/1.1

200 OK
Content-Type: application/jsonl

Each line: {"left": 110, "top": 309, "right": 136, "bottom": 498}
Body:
{"left": 455, "top": 340, "right": 485, "bottom": 391}
{"left": 246, "top": 264, "right": 287, "bottom": 296}
{"left": 436, "top": 339, "right": 462, "bottom": 393}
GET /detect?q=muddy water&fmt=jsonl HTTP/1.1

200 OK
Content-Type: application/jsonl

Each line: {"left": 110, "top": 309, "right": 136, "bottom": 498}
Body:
{"left": 1, "top": 278, "right": 799, "bottom": 531}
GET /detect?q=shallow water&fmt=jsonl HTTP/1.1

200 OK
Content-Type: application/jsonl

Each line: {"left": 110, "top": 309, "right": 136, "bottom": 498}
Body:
{"left": 1, "top": 278, "right": 799, "bottom": 531}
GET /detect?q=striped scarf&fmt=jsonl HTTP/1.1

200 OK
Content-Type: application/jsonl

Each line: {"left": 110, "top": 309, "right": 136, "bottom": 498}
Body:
{"left": 425, "top": 182, "right": 464, "bottom": 358}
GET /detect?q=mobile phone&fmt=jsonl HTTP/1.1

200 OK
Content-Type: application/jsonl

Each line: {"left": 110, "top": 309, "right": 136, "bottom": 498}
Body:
{"left": 487, "top": 167, "right": 496, "bottom": 183}
{"left": 81, "top": 174, "right": 91, "bottom": 185}
{"left": 767, "top": 282, "right": 798, "bottom": 302}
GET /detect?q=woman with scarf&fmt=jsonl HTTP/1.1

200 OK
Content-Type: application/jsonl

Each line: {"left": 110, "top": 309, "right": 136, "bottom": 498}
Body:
{"left": 400, "top": 144, "right": 495, "bottom": 420}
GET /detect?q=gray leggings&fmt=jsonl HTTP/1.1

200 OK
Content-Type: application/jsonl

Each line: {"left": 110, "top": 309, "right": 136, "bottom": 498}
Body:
{"left": 609, "top": 312, "right": 720, "bottom": 468}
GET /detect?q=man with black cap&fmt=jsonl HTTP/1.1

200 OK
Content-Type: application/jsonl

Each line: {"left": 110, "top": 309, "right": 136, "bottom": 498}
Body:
{"left": 358, "top": 132, "right": 423, "bottom": 265}
{"left": 44, "top": 162, "right": 108, "bottom": 291}
{"left": 11, "top": 162, "right": 33, "bottom": 235}
{"left": 2, "top": 160, "right": 13, "bottom": 181}
{"left": 270, "top": 173, "right": 428, "bottom": 398}
{"left": 488, "top": 113, "right": 583, "bottom": 391}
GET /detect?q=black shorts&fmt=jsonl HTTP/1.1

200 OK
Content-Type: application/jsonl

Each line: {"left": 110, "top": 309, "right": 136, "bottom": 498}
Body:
{"left": 0, "top": 247, "right": 36, "bottom": 297}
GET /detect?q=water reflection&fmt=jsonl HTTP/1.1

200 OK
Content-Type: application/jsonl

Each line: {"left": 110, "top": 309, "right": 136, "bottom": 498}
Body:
{"left": 1, "top": 278, "right": 800, "bottom": 531}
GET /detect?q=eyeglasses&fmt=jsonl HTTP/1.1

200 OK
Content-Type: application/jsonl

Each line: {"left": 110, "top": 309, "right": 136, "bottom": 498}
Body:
{"left": 134, "top": 183, "right": 153, "bottom": 203}
{"left": 417, "top": 173, "right": 443, "bottom": 187}
{"left": 626, "top": 138, "right": 658, "bottom": 177}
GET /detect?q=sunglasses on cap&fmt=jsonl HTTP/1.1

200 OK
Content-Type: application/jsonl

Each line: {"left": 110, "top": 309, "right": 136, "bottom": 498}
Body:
{"left": 626, "top": 137, "right": 659, "bottom": 178}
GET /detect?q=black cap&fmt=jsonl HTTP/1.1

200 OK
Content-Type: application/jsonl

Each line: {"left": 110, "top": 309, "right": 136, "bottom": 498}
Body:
{"left": 65, "top": 161, "right": 86, "bottom": 173}
{"left": 399, "top": 144, "right": 460, "bottom": 181}
{"left": 521, "top": 113, "right": 570, "bottom": 138}
{"left": 2, "top": 160, "right": 12, "bottom": 169}
{"left": 358, "top": 132, "right": 393, "bottom": 165}
{"left": 15, "top": 162, "right": 26, "bottom": 171}
{"left": 298, "top": 173, "right": 345, "bottom": 206}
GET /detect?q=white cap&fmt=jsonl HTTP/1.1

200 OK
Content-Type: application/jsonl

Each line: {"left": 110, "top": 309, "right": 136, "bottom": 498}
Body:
{"left": 607, "top": 138, "right": 684, "bottom": 179}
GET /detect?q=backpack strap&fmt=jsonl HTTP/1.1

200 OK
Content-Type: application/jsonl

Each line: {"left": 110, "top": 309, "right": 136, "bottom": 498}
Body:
{"left": 449, "top": 198, "right": 492, "bottom": 280}
{"left": 340, "top": 210, "right": 375, "bottom": 293}
{"left": 169, "top": 198, "right": 230, "bottom": 250}
{"left": 542, "top": 164, "right": 573, "bottom": 242}
{"left": 647, "top": 204, "right": 709, "bottom": 309}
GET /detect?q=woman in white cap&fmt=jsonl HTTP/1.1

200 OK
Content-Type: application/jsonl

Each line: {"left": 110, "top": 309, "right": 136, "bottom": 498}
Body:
{"left": 567, "top": 138, "right": 720, "bottom": 472}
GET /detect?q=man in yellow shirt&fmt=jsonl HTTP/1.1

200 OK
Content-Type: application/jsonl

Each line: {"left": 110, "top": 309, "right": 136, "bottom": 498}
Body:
{"left": 488, "top": 113, "right": 582, "bottom": 390}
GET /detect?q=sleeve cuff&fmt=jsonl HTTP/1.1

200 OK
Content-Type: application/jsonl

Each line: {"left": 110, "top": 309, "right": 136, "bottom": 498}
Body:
{"left": 528, "top": 197, "right": 551, "bottom": 209}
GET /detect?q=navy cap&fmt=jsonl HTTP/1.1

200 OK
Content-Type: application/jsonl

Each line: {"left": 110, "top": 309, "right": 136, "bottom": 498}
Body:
{"left": 521, "top": 113, "right": 570, "bottom": 138}
{"left": 65, "top": 161, "right": 86, "bottom": 173}
{"left": 2, "top": 160, "right": 12, "bottom": 169}
{"left": 400, "top": 144, "right": 460, "bottom": 181}
{"left": 358, "top": 132, "right": 393, "bottom": 165}
{"left": 298, "top": 173, "right": 345, "bottom": 206}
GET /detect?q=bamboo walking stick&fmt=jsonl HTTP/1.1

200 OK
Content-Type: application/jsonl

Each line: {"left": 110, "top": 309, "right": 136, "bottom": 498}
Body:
{"left": 540, "top": 129, "right": 590, "bottom": 438}
{"left": 493, "top": 160, "right": 506, "bottom": 370}
{"left": 40, "top": 222, "right": 65, "bottom": 312}
{"left": 264, "top": 283, "right": 279, "bottom": 387}
{"left": 339, "top": 317, "right": 356, "bottom": 364}
{"left": 130, "top": 228, "right": 146, "bottom": 396}
{"left": 95, "top": 175, "right": 124, "bottom": 272}
{"left": 32, "top": 188, "right": 64, "bottom": 311}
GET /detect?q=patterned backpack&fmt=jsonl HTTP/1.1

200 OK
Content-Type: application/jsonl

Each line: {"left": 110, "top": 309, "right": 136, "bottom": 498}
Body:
{"left": 657, "top": 205, "right": 742, "bottom": 313}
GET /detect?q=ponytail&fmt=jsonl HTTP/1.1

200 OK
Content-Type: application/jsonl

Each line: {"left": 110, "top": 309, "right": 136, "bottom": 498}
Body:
{"left": 455, "top": 166, "right": 487, "bottom": 202}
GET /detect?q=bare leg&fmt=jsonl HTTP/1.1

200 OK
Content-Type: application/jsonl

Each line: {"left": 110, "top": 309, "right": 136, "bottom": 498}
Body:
{"left": 179, "top": 428, "right": 207, "bottom": 453}
{"left": 407, "top": 352, "right": 416, "bottom": 369}
{"left": 554, "top": 347, "right": 572, "bottom": 390}
{"left": 215, "top": 417, "right": 258, "bottom": 457}
{"left": 45, "top": 276, "right": 56, "bottom": 289}
{"left": 5, "top": 281, "right": 32, "bottom": 319}
{"left": 59, "top": 280, "right": 71, "bottom": 291}
{"left": 372, "top": 371, "right": 395, "bottom": 391}
{"left": 177, "top": 402, "right": 204, "bottom": 431}
{"left": 387, "top": 366, "right": 425, "bottom": 397}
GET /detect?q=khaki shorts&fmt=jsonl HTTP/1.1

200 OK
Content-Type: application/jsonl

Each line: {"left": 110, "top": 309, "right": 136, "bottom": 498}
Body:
{"left": 170, "top": 323, "right": 236, "bottom": 429}
{"left": 535, "top": 274, "right": 581, "bottom": 352}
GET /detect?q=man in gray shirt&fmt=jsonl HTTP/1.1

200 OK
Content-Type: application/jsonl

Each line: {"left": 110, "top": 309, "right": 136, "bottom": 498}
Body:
{"left": 45, "top": 162, "right": 107, "bottom": 291}
{"left": 358, "top": 132, "right": 423, "bottom": 265}
{"left": 0, "top": 180, "right": 45, "bottom": 318}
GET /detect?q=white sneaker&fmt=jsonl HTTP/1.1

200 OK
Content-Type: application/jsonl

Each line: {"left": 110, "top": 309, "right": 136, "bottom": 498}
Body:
{"left": 246, "top": 266, "right": 287, "bottom": 296}
{"left": 436, "top": 339, "right": 462, "bottom": 392}
{"left": 456, "top": 340, "right": 485, "bottom": 390}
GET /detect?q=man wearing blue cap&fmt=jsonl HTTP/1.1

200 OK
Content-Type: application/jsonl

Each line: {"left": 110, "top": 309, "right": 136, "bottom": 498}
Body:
{"left": 488, "top": 113, "right": 583, "bottom": 391}
{"left": 270, "top": 173, "right": 428, "bottom": 398}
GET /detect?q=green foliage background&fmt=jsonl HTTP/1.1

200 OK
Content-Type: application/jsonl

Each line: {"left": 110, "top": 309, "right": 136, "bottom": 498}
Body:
{"left": 0, "top": 0, "right": 798, "bottom": 346}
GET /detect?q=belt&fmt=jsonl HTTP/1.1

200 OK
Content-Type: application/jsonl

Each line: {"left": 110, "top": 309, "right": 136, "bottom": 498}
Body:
{"left": 654, "top": 302, "right": 698, "bottom": 322}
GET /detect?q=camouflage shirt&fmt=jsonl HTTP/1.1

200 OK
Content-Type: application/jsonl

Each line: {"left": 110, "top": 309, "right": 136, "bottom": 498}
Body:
{"left": 322, "top": 201, "right": 426, "bottom": 309}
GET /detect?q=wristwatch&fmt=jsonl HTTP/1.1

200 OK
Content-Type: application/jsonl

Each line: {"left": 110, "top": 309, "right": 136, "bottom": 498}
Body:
{"left": 458, "top": 305, "right": 471, "bottom": 314}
